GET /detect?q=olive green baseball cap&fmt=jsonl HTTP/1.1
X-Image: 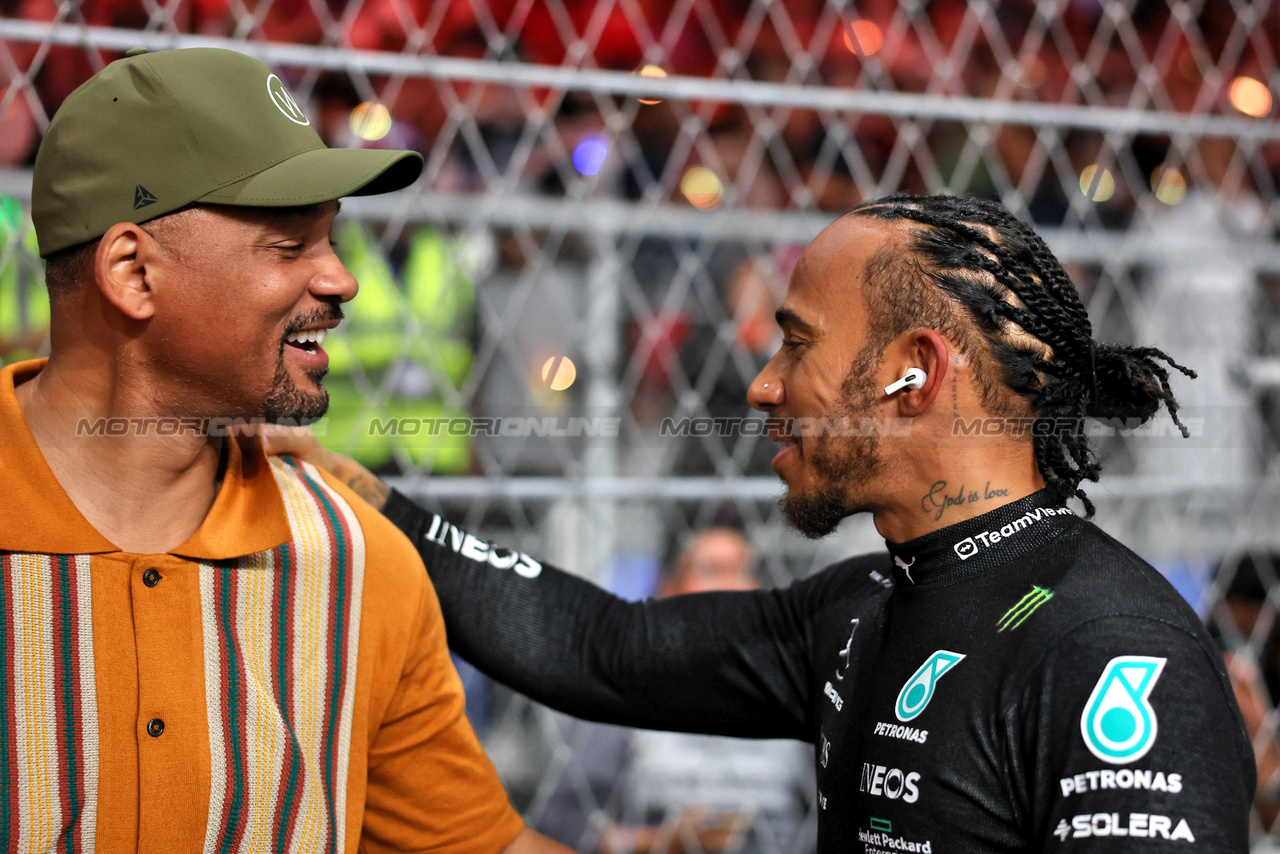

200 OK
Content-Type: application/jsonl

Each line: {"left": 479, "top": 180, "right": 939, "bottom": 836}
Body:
{"left": 31, "top": 47, "right": 423, "bottom": 258}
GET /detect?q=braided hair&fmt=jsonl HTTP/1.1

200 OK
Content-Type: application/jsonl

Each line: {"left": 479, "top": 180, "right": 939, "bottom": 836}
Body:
{"left": 848, "top": 193, "right": 1195, "bottom": 517}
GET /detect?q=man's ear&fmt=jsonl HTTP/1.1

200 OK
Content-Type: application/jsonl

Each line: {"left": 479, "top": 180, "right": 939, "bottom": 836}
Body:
{"left": 886, "top": 328, "right": 950, "bottom": 417}
{"left": 94, "top": 222, "right": 159, "bottom": 321}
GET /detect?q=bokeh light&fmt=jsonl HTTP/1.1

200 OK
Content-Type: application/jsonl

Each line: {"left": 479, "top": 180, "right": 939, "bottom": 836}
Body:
{"left": 1079, "top": 165, "right": 1115, "bottom": 202}
{"left": 573, "top": 134, "right": 608, "bottom": 176}
{"left": 636, "top": 64, "right": 668, "bottom": 104}
{"left": 349, "top": 102, "right": 392, "bottom": 141}
{"left": 680, "top": 166, "right": 724, "bottom": 210}
{"left": 541, "top": 356, "right": 577, "bottom": 391}
{"left": 1150, "top": 165, "right": 1187, "bottom": 205}
{"left": 843, "top": 20, "right": 883, "bottom": 57}
{"left": 1229, "top": 76, "right": 1271, "bottom": 117}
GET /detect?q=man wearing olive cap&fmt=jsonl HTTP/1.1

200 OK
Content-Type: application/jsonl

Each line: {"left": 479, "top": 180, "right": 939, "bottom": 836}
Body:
{"left": 1, "top": 47, "right": 567, "bottom": 853}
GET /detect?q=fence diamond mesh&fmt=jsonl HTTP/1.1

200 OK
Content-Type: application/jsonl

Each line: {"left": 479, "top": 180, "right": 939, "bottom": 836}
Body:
{"left": 3, "top": 0, "right": 1280, "bottom": 849}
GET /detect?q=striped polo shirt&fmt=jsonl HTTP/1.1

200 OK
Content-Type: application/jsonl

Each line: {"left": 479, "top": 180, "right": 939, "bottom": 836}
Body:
{"left": 0, "top": 359, "right": 524, "bottom": 853}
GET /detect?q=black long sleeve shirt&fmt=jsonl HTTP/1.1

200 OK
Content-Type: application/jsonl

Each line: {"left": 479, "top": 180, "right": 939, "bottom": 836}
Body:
{"left": 383, "top": 489, "right": 1254, "bottom": 851}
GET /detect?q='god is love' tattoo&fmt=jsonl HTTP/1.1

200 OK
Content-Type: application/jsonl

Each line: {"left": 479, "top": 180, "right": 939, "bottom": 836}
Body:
{"left": 921, "top": 480, "right": 1010, "bottom": 522}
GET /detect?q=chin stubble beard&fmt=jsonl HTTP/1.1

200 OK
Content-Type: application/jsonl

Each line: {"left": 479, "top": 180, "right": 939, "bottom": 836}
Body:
{"left": 261, "top": 353, "right": 329, "bottom": 424}
{"left": 782, "top": 487, "right": 856, "bottom": 539}
{"left": 265, "top": 306, "right": 344, "bottom": 424}
{"left": 781, "top": 433, "right": 881, "bottom": 538}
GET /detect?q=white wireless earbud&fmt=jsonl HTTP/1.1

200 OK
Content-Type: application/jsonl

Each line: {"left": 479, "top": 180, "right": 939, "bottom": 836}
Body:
{"left": 883, "top": 368, "right": 927, "bottom": 396}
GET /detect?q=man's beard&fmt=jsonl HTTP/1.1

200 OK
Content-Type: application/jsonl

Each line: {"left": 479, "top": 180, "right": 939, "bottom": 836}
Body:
{"left": 262, "top": 357, "right": 329, "bottom": 424}
{"left": 262, "top": 308, "right": 339, "bottom": 424}
{"left": 781, "top": 344, "right": 884, "bottom": 539}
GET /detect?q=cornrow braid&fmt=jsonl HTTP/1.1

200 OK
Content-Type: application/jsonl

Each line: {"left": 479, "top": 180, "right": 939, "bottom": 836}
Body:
{"left": 848, "top": 193, "right": 1196, "bottom": 517}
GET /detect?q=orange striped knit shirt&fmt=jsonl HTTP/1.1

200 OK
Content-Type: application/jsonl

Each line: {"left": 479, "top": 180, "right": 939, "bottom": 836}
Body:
{"left": 0, "top": 359, "right": 526, "bottom": 853}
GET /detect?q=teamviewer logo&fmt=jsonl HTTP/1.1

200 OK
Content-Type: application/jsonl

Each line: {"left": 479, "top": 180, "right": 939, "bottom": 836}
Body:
{"left": 954, "top": 537, "right": 978, "bottom": 560}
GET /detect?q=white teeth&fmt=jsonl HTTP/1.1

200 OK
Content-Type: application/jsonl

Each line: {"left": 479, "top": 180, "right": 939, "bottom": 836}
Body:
{"left": 286, "top": 329, "right": 328, "bottom": 346}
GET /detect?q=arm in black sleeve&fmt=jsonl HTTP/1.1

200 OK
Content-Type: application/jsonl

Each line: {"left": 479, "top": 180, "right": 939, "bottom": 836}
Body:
{"left": 383, "top": 488, "right": 829, "bottom": 739}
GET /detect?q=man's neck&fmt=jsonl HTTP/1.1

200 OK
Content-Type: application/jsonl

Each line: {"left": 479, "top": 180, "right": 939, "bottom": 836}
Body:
{"left": 871, "top": 446, "right": 1047, "bottom": 544}
{"left": 15, "top": 357, "right": 225, "bottom": 554}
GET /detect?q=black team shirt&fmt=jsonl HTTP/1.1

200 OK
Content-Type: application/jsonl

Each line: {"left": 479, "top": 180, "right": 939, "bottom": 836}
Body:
{"left": 382, "top": 489, "right": 1254, "bottom": 851}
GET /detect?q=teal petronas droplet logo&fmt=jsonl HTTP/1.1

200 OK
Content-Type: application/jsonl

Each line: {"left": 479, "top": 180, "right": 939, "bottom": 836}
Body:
{"left": 895, "top": 650, "right": 966, "bottom": 722}
{"left": 1080, "top": 656, "right": 1166, "bottom": 764}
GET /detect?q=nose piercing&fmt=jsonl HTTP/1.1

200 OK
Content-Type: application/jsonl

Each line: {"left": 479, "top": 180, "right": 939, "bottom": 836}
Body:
{"left": 763, "top": 383, "right": 769, "bottom": 388}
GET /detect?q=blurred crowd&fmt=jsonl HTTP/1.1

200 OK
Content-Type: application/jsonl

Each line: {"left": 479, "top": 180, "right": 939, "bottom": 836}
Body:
{"left": 3, "top": 0, "right": 1280, "bottom": 217}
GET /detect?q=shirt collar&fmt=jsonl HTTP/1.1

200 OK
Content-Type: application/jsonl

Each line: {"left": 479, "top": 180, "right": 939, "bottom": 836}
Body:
{"left": 885, "top": 490, "right": 1079, "bottom": 588}
{"left": 0, "top": 359, "right": 290, "bottom": 559}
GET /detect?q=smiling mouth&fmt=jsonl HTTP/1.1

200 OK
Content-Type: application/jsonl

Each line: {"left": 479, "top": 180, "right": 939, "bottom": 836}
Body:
{"left": 285, "top": 328, "right": 328, "bottom": 352}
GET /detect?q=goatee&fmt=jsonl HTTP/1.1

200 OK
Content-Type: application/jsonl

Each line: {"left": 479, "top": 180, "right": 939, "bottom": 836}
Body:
{"left": 264, "top": 307, "right": 341, "bottom": 424}
{"left": 783, "top": 487, "right": 855, "bottom": 539}
{"left": 262, "top": 360, "right": 329, "bottom": 424}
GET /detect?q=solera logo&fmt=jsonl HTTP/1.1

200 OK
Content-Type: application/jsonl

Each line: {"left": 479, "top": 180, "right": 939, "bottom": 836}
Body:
{"left": 267, "top": 74, "right": 310, "bottom": 126}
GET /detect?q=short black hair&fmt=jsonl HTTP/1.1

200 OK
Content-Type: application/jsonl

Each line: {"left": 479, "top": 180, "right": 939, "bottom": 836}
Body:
{"left": 42, "top": 237, "right": 98, "bottom": 300}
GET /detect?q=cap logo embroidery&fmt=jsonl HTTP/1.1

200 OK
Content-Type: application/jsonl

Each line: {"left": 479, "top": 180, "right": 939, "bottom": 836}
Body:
{"left": 267, "top": 74, "right": 310, "bottom": 126}
{"left": 133, "top": 185, "right": 158, "bottom": 210}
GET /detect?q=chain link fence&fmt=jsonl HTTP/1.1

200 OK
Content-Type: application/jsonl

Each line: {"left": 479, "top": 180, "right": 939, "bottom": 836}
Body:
{"left": 4, "top": 0, "right": 1280, "bottom": 848}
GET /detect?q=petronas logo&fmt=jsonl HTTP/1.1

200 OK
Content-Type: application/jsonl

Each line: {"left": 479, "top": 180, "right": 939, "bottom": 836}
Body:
{"left": 997, "top": 586, "right": 1053, "bottom": 631}
{"left": 895, "top": 650, "right": 965, "bottom": 722}
{"left": 1081, "top": 656, "right": 1166, "bottom": 764}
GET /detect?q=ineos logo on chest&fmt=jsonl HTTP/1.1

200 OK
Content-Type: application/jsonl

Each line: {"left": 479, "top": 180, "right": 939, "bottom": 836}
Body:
{"left": 859, "top": 763, "right": 921, "bottom": 803}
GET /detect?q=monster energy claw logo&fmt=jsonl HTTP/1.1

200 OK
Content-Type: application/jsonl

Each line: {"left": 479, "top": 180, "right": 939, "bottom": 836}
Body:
{"left": 1081, "top": 656, "right": 1166, "bottom": 764}
{"left": 895, "top": 650, "right": 965, "bottom": 722}
{"left": 997, "top": 586, "right": 1053, "bottom": 631}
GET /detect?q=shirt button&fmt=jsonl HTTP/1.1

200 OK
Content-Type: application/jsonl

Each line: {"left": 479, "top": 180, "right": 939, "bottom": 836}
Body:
{"left": 142, "top": 568, "right": 161, "bottom": 587}
{"left": 147, "top": 718, "right": 165, "bottom": 738}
